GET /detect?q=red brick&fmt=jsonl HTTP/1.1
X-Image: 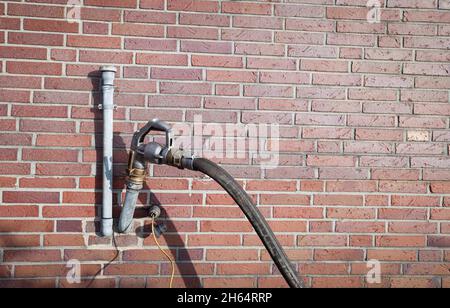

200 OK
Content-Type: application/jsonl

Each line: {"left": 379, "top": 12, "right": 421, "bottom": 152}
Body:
{"left": 36, "top": 135, "right": 91, "bottom": 147}
{"left": 123, "top": 66, "right": 149, "bottom": 79}
{"left": 80, "top": 7, "right": 121, "bottom": 22}
{"left": 215, "top": 84, "right": 240, "bottom": 96}
{"left": 390, "top": 277, "right": 440, "bottom": 288}
{"left": 7, "top": 61, "right": 62, "bottom": 76}
{"left": 0, "top": 235, "right": 40, "bottom": 248}
{"left": 203, "top": 278, "right": 255, "bottom": 288}
{"left": 217, "top": 263, "right": 270, "bottom": 275}
{"left": 85, "top": 0, "right": 137, "bottom": 8}
{"left": 83, "top": 22, "right": 109, "bottom": 35}
{"left": 315, "top": 249, "right": 364, "bottom": 261}
{"left": 36, "top": 163, "right": 91, "bottom": 176}
{"left": 33, "top": 91, "right": 90, "bottom": 106}
{"left": 236, "top": 43, "right": 285, "bottom": 56}
{"left": 151, "top": 67, "right": 202, "bottom": 81}
{"left": 234, "top": 15, "right": 282, "bottom": 30}
{"left": 188, "top": 234, "right": 240, "bottom": 246}
{"left": 207, "top": 70, "right": 256, "bottom": 83}
{"left": 353, "top": 61, "right": 401, "bottom": 75}
{"left": 20, "top": 178, "right": 76, "bottom": 189}
{"left": 376, "top": 236, "right": 426, "bottom": 247}
{"left": 160, "top": 82, "right": 211, "bottom": 95}
{"left": 181, "top": 41, "right": 232, "bottom": 54}
{"left": 206, "top": 249, "right": 258, "bottom": 261}
{"left": 22, "top": 149, "right": 78, "bottom": 162}
{"left": 0, "top": 46, "right": 47, "bottom": 60}
{"left": 44, "top": 235, "right": 85, "bottom": 247}
{"left": 125, "top": 38, "right": 177, "bottom": 51}
{"left": 389, "top": 222, "right": 438, "bottom": 234}
{"left": 192, "top": 55, "right": 242, "bottom": 68}
{"left": 275, "top": 4, "right": 324, "bottom": 18}
{"left": 204, "top": 97, "right": 255, "bottom": 110}
{"left": 24, "top": 19, "right": 78, "bottom": 33}
{"left": 4, "top": 250, "right": 61, "bottom": 262}
{"left": 67, "top": 35, "right": 121, "bottom": 49}
{"left": 0, "top": 17, "right": 20, "bottom": 30}
{"left": 427, "top": 236, "right": 450, "bottom": 248}
{"left": 124, "top": 11, "right": 176, "bottom": 24}
{"left": 12, "top": 105, "right": 67, "bottom": 118}
{"left": 222, "top": 1, "right": 271, "bottom": 15}
{"left": 222, "top": 28, "right": 272, "bottom": 42}
{"left": 0, "top": 220, "right": 54, "bottom": 232}
{"left": 16, "top": 264, "right": 100, "bottom": 278}
{"left": 130, "top": 108, "right": 183, "bottom": 121}
{"left": 298, "top": 235, "right": 347, "bottom": 247}
{"left": 273, "top": 207, "right": 324, "bottom": 219}
{"left": 8, "top": 3, "right": 65, "bottom": 18}
{"left": 391, "top": 195, "right": 441, "bottom": 207}
{"left": 0, "top": 177, "right": 16, "bottom": 188}
{"left": 79, "top": 50, "right": 132, "bottom": 64}
{"left": 20, "top": 120, "right": 75, "bottom": 134}
{"left": 0, "top": 206, "right": 38, "bottom": 218}
{"left": 50, "top": 50, "right": 76, "bottom": 63}
{"left": 140, "top": 0, "right": 165, "bottom": 9}
{"left": 336, "top": 221, "right": 385, "bottom": 233}
{"left": 402, "top": 90, "right": 448, "bottom": 103}
{"left": 242, "top": 111, "right": 292, "bottom": 124}
{"left": 379, "top": 209, "right": 427, "bottom": 223}
{"left": 167, "top": 0, "right": 218, "bottom": 12}
{"left": 201, "top": 220, "right": 252, "bottom": 233}
{"left": 43, "top": 206, "right": 95, "bottom": 218}
{"left": 388, "top": 0, "right": 439, "bottom": 9}
{"left": 137, "top": 53, "right": 187, "bottom": 66}
{"left": 306, "top": 155, "right": 354, "bottom": 167}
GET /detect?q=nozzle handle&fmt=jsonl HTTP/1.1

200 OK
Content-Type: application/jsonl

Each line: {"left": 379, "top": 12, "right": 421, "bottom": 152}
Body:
{"left": 131, "top": 118, "right": 173, "bottom": 151}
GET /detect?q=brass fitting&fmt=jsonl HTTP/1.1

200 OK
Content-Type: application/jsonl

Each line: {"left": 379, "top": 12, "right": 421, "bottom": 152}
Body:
{"left": 127, "top": 167, "right": 146, "bottom": 185}
{"left": 126, "top": 150, "right": 146, "bottom": 186}
{"left": 166, "top": 148, "right": 185, "bottom": 169}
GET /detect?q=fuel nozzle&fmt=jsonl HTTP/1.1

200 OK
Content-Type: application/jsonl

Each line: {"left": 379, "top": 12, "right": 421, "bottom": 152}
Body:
{"left": 130, "top": 118, "right": 194, "bottom": 170}
{"left": 118, "top": 119, "right": 194, "bottom": 233}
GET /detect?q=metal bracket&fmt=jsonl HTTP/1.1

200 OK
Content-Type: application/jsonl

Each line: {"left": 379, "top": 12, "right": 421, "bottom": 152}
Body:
{"left": 98, "top": 104, "right": 118, "bottom": 110}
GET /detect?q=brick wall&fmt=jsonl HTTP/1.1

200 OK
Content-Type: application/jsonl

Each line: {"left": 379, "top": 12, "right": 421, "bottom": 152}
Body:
{"left": 0, "top": 0, "right": 449, "bottom": 288}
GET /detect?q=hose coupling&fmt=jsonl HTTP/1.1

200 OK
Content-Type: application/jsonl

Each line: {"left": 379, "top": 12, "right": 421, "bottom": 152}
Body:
{"left": 166, "top": 148, "right": 195, "bottom": 170}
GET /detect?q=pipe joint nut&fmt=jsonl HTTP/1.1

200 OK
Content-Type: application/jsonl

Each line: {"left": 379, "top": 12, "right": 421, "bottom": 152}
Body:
{"left": 171, "top": 149, "right": 185, "bottom": 169}
{"left": 127, "top": 167, "right": 146, "bottom": 186}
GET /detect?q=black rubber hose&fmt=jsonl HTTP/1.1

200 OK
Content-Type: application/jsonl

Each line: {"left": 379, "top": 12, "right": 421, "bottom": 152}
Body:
{"left": 192, "top": 158, "right": 304, "bottom": 288}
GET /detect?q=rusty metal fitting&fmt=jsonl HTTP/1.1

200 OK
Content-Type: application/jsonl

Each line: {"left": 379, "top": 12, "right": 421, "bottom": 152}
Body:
{"left": 127, "top": 167, "right": 146, "bottom": 186}
{"left": 171, "top": 149, "right": 185, "bottom": 169}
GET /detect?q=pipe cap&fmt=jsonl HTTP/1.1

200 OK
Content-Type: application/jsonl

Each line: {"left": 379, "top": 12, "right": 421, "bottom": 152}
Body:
{"left": 100, "top": 66, "right": 117, "bottom": 73}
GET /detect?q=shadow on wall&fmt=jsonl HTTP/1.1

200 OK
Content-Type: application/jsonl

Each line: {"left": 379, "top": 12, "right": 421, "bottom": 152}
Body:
{"left": 89, "top": 70, "right": 201, "bottom": 288}
{"left": 135, "top": 194, "right": 202, "bottom": 288}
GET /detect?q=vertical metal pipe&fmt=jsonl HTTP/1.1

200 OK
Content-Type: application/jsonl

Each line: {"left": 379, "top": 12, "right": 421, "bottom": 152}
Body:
{"left": 100, "top": 66, "right": 117, "bottom": 237}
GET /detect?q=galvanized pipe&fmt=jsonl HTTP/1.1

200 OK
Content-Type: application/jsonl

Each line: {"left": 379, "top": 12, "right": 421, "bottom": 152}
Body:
{"left": 100, "top": 66, "right": 116, "bottom": 237}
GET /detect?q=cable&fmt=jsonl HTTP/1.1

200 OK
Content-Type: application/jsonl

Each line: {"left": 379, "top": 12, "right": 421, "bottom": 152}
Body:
{"left": 151, "top": 217, "right": 175, "bottom": 288}
{"left": 85, "top": 229, "right": 120, "bottom": 288}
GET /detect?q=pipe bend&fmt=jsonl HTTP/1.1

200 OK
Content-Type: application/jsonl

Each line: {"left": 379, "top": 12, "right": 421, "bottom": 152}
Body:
{"left": 192, "top": 158, "right": 304, "bottom": 288}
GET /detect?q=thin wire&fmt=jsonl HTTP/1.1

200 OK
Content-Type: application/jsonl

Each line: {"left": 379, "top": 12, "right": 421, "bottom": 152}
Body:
{"left": 151, "top": 217, "right": 175, "bottom": 288}
{"left": 85, "top": 229, "right": 120, "bottom": 288}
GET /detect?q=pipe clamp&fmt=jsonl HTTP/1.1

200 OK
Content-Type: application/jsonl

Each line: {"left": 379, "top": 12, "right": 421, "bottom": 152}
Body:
{"left": 98, "top": 104, "right": 118, "bottom": 110}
